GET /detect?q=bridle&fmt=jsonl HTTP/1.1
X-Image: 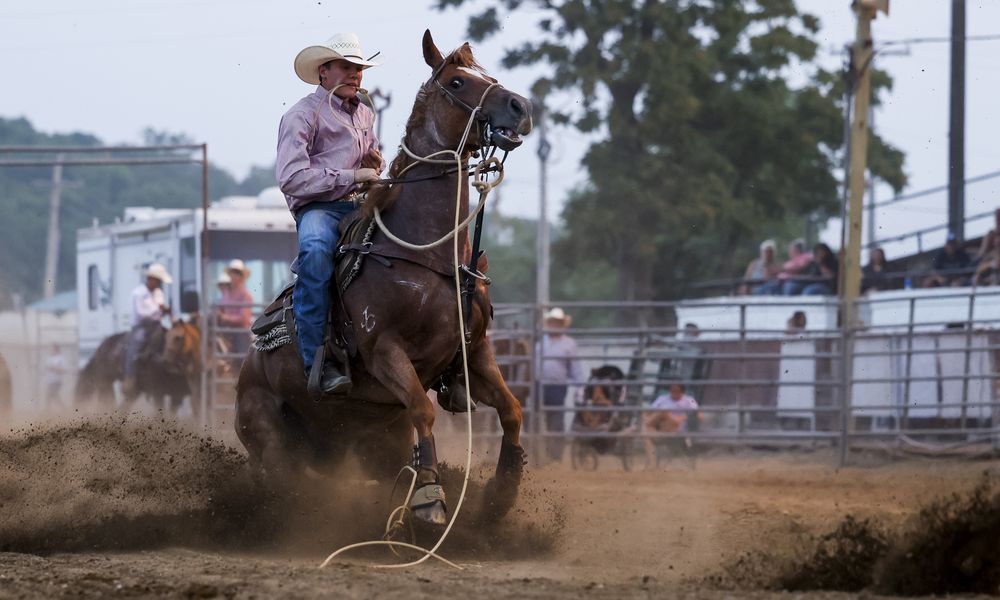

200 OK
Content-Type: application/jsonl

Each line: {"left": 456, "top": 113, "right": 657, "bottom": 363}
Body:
{"left": 373, "top": 62, "right": 506, "bottom": 252}
{"left": 426, "top": 59, "right": 503, "bottom": 150}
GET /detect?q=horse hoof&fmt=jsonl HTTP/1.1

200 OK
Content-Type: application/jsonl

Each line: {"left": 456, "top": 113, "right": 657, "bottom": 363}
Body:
{"left": 413, "top": 500, "right": 448, "bottom": 526}
{"left": 410, "top": 484, "right": 448, "bottom": 525}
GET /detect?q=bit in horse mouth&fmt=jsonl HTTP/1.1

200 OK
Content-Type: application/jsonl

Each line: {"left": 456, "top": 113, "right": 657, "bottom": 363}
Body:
{"left": 491, "top": 126, "right": 522, "bottom": 149}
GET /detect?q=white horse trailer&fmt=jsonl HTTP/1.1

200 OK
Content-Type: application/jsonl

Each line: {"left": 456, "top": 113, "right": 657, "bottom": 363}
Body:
{"left": 76, "top": 187, "right": 297, "bottom": 361}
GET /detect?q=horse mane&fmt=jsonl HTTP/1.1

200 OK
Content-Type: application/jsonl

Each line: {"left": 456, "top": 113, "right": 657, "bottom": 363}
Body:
{"left": 362, "top": 44, "right": 488, "bottom": 218}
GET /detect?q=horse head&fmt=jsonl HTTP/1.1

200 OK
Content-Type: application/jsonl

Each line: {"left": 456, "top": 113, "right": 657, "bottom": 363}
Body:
{"left": 163, "top": 319, "right": 201, "bottom": 377}
{"left": 418, "top": 30, "right": 532, "bottom": 153}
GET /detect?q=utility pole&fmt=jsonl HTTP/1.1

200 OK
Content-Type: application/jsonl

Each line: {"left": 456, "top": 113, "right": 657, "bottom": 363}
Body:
{"left": 866, "top": 107, "right": 876, "bottom": 253}
{"left": 948, "top": 0, "right": 966, "bottom": 243}
{"left": 844, "top": 0, "right": 887, "bottom": 327}
{"left": 534, "top": 96, "right": 551, "bottom": 308}
{"left": 43, "top": 153, "right": 64, "bottom": 299}
{"left": 841, "top": 0, "right": 888, "bottom": 467}
{"left": 368, "top": 88, "right": 392, "bottom": 151}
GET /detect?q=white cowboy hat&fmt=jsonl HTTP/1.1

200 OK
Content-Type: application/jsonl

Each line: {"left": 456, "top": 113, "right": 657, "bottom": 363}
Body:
{"left": 216, "top": 272, "right": 232, "bottom": 285}
{"left": 224, "top": 259, "right": 251, "bottom": 277}
{"left": 293, "top": 32, "right": 381, "bottom": 85}
{"left": 145, "top": 263, "right": 173, "bottom": 284}
{"left": 543, "top": 307, "right": 571, "bottom": 326}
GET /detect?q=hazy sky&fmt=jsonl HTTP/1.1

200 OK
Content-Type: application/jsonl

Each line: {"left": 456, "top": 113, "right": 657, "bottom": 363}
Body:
{"left": 2, "top": 0, "right": 998, "bottom": 258}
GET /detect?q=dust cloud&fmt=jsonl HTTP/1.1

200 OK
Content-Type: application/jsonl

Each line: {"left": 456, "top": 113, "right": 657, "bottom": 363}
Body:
{"left": 0, "top": 415, "right": 563, "bottom": 561}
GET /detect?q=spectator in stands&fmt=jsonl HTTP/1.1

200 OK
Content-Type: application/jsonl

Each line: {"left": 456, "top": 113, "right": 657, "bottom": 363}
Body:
{"left": 924, "top": 233, "right": 972, "bottom": 288}
{"left": 536, "top": 307, "right": 585, "bottom": 463}
{"left": 754, "top": 239, "right": 813, "bottom": 295}
{"left": 973, "top": 228, "right": 998, "bottom": 286}
{"left": 681, "top": 322, "right": 700, "bottom": 339}
{"left": 641, "top": 383, "right": 700, "bottom": 467}
{"left": 862, "top": 247, "right": 893, "bottom": 293}
{"left": 739, "top": 239, "right": 780, "bottom": 295}
{"left": 799, "top": 243, "right": 838, "bottom": 295}
{"left": 786, "top": 311, "right": 807, "bottom": 335}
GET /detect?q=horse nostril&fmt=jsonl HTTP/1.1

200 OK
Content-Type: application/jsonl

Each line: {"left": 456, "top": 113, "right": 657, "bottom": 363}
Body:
{"left": 509, "top": 97, "right": 525, "bottom": 117}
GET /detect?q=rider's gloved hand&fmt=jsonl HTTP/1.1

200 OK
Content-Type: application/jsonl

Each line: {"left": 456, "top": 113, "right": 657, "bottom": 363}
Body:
{"left": 353, "top": 168, "right": 380, "bottom": 183}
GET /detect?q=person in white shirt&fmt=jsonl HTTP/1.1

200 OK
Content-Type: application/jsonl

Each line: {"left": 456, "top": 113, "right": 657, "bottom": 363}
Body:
{"left": 642, "top": 383, "right": 700, "bottom": 466}
{"left": 43, "top": 345, "right": 67, "bottom": 408}
{"left": 123, "top": 263, "right": 172, "bottom": 395}
{"left": 535, "top": 307, "right": 585, "bottom": 463}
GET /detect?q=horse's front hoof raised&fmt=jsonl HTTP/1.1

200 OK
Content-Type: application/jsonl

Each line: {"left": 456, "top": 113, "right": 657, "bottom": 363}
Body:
{"left": 410, "top": 484, "right": 448, "bottom": 525}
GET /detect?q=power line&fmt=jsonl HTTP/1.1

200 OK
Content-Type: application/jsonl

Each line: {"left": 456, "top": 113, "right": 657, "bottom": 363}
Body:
{"left": 880, "top": 33, "right": 1000, "bottom": 47}
{"left": 872, "top": 169, "right": 1000, "bottom": 210}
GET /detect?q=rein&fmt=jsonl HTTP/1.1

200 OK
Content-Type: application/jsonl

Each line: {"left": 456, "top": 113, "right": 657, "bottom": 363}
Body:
{"left": 372, "top": 156, "right": 502, "bottom": 186}
{"left": 371, "top": 77, "right": 504, "bottom": 252}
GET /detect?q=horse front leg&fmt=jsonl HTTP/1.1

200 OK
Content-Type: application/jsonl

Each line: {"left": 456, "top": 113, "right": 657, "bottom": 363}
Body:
{"left": 466, "top": 342, "right": 527, "bottom": 521}
{"left": 369, "top": 338, "right": 447, "bottom": 525}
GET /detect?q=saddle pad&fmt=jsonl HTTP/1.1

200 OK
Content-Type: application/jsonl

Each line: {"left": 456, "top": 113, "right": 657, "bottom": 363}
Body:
{"left": 253, "top": 321, "right": 292, "bottom": 353}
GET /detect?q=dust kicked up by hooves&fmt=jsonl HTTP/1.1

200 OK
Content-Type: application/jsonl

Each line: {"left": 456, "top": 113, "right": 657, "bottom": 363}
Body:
{"left": 711, "top": 475, "right": 1000, "bottom": 596}
{"left": 0, "top": 416, "right": 563, "bottom": 559}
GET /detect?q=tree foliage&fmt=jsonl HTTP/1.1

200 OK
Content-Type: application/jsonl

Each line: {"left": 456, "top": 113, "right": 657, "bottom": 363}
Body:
{"left": 437, "top": 0, "right": 906, "bottom": 300}
{"left": 0, "top": 117, "right": 271, "bottom": 308}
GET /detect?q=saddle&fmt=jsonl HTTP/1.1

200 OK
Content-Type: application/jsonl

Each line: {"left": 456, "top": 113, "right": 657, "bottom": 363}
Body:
{"left": 249, "top": 208, "right": 487, "bottom": 410}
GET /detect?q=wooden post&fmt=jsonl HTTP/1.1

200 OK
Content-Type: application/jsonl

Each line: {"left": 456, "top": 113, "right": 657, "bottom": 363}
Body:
{"left": 840, "top": 0, "right": 887, "bottom": 467}
{"left": 844, "top": 7, "right": 875, "bottom": 320}
{"left": 43, "top": 154, "right": 64, "bottom": 299}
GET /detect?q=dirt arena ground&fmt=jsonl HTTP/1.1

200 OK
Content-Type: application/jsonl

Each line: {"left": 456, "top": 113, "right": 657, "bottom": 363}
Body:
{"left": 1, "top": 413, "right": 999, "bottom": 599}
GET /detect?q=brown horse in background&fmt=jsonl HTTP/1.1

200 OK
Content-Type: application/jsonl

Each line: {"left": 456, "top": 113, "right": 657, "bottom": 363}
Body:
{"left": 235, "top": 30, "right": 532, "bottom": 525}
{"left": 76, "top": 320, "right": 200, "bottom": 414}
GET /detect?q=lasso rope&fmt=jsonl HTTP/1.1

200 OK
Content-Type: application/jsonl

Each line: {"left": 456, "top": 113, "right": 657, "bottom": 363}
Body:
{"left": 318, "top": 79, "right": 504, "bottom": 570}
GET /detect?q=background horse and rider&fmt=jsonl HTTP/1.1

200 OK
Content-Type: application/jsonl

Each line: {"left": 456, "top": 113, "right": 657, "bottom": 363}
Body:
{"left": 235, "top": 30, "right": 533, "bottom": 526}
{"left": 75, "top": 316, "right": 210, "bottom": 415}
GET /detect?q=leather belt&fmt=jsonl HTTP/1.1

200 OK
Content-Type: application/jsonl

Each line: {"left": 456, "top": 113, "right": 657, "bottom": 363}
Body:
{"left": 339, "top": 190, "right": 365, "bottom": 208}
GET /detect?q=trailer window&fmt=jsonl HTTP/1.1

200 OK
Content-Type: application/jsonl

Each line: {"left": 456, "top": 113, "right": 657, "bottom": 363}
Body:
{"left": 87, "top": 265, "right": 99, "bottom": 310}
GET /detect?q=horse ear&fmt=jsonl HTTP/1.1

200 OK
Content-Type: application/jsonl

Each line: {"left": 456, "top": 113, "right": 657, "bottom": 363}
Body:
{"left": 423, "top": 29, "right": 443, "bottom": 69}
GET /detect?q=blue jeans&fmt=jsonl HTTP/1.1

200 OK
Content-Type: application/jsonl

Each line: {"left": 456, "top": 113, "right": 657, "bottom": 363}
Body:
{"left": 543, "top": 384, "right": 568, "bottom": 462}
{"left": 124, "top": 324, "right": 148, "bottom": 377}
{"left": 782, "top": 280, "right": 808, "bottom": 296}
{"left": 802, "top": 282, "right": 832, "bottom": 296}
{"left": 293, "top": 201, "right": 357, "bottom": 372}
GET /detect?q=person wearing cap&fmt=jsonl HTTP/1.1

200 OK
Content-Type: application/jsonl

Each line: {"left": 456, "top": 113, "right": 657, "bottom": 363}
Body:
{"left": 924, "top": 232, "right": 972, "bottom": 288}
{"left": 535, "top": 307, "right": 586, "bottom": 463}
{"left": 123, "top": 263, "right": 172, "bottom": 394}
{"left": 277, "top": 32, "right": 386, "bottom": 394}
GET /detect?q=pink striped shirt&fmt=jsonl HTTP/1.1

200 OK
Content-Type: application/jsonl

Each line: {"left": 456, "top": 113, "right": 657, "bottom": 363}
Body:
{"left": 275, "top": 86, "right": 384, "bottom": 213}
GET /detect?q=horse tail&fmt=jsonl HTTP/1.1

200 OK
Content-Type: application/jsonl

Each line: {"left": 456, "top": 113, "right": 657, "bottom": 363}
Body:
{"left": 74, "top": 357, "right": 99, "bottom": 402}
{"left": 75, "top": 332, "right": 127, "bottom": 402}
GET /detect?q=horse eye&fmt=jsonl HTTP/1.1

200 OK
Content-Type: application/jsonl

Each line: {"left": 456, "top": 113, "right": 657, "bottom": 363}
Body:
{"left": 449, "top": 77, "right": 463, "bottom": 89}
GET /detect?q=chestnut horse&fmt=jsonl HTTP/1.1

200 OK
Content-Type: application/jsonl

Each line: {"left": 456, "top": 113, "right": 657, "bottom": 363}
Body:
{"left": 235, "top": 30, "right": 532, "bottom": 525}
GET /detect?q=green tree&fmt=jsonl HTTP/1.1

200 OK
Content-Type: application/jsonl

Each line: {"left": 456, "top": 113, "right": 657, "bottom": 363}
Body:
{"left": 0, "top": 118, "right": 266, "bottom": 308}
{"left": 438, "top": 0, "right": 905, "bottom": 300}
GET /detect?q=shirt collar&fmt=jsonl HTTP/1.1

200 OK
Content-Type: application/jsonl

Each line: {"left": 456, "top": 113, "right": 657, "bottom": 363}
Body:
{"left": 313, "top": 85, "right": 360, "bottom": 114}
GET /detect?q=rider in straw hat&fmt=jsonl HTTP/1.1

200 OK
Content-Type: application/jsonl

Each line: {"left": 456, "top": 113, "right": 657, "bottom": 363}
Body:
{"left": 277, "top": 32, "right": 386, "bottom": 395}
{"left": 123, "top": 262, "right": 173, "bottom": 396}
